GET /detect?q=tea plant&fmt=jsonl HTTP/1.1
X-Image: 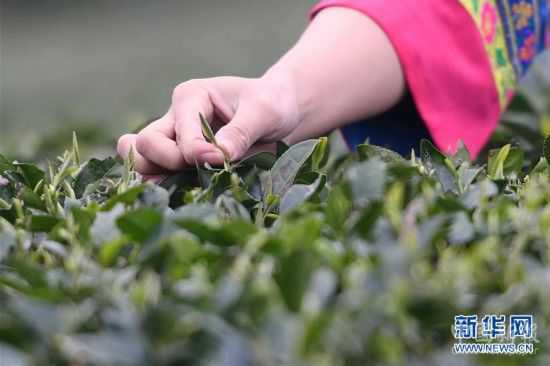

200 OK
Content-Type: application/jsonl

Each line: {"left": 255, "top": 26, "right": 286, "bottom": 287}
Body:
{"left": 1, "top": 129, "right": 550, "bottom": 365}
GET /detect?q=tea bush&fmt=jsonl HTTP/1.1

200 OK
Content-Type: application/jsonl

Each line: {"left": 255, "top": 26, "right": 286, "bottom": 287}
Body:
{"left": 2, "top": 120, "right": 550, "bottom": 365}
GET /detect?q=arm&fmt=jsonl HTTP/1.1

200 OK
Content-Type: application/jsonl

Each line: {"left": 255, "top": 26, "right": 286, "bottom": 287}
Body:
{"left": 119, "top": 0, "right": 548, "bottom": 174}
{"left": 117, "top": 7, "right": 404, "bottom": 174}
{"left": 264, "top": 7, "right": 405, "bottom": 144}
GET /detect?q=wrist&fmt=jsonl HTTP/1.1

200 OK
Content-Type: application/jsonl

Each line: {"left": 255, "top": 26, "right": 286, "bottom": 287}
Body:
{"left": 260, "top": 64, "right": 311, "bottom": 143}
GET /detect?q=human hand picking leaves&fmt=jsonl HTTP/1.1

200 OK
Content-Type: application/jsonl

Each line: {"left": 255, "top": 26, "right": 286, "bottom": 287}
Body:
{"left": 117, "top": 75, "right": 301, "bottom": 177}
{"left": 117, "top": 8, "right": 405, "bottom": 176}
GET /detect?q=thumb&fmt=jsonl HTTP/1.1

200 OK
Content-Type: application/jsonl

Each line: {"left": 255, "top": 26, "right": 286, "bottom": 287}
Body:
{"left": 214, "top": 105, "right": 267, "bottom": 161}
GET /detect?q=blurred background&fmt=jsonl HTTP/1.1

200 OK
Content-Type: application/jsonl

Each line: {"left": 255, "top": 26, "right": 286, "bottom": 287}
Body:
{"left": 0, "top": 0, "right": 549, "bottom": 160}
{"left": 0, "top": 0, "right": 316, "bottom": 158}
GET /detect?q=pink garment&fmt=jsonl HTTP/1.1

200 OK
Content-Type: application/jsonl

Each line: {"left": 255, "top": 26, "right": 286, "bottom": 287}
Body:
{"left": 311, "top": 0, "right": 501, "bottom": 159}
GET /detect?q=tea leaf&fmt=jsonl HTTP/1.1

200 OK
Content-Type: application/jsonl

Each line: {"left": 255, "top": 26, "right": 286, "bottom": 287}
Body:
{"left": 357, "top": 143, "right": 406, "bottom": 163}
{"left": 488, "top": 144, "right": 511, "bottom": 180}
{"left": 29, "top": 215, "right": 61, "bottom": 232}
{"left": 543, "top": 135, "right": 550, "bottom": 164}
{"left": 74, "top": 157, "right": 117, "bottom": 198}
{"left": 200, "top": 113, "right": 217, "bottom": 144}
{"left": 280, "top": 175, "right": 326, "bottom": 214}
{"left": 420, "top": 139, "right": 458, "bottom": 192}
{"left": 345, "top": 158, "right": 387, "bottom": 202}
{"left": 274, "top": 249, "right": 317, "bottom": 312}
{"left": 270, "top": 139, "right": 318, "bottom": 197}
{"left": 0, "top": 153, "right": 14, "bottom": 174}
{"left": 14, "top": 163, "right": 45, "bottom": 189}
{"left": 200, "top": 113, "right": 231, "bottom": 170}
{"left": 116, "top": 208, "right": 163, "bottom": 243}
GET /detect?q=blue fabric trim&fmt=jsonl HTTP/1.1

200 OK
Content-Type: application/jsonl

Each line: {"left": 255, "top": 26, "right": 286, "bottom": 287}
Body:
{"left": 541, "top": 0, "right": 548, "bottom": 50}
{"left": 340, "top": 94, "right": 432, "bottom": 156}
{"left": 496, "top": 0, "right": 522, "bottom": 76}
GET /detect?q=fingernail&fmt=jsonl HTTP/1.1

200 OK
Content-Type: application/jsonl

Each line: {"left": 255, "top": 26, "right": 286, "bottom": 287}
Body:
{"left": 200, "top": 151, "right": 225, "bottom": 163}
{"left": 142, "top": 175, "right": 167, "bottom": 184}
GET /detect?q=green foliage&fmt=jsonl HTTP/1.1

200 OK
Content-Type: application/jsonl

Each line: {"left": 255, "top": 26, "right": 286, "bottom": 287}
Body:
{"left": 485, "top": 77, "right": 550, "bottom": 163}
{"left": 2, "top": 133, "right": 550, "bottom": 366}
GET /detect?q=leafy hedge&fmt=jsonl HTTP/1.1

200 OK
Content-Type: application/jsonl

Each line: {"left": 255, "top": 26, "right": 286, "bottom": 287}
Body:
{"left": 1, "top": 131, "right": 550, "bottom": 365}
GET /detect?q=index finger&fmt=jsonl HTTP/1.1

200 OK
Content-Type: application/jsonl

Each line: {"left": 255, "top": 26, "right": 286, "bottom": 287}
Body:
{"left": 171, "top": 84, "right": 221, "bottom": 164}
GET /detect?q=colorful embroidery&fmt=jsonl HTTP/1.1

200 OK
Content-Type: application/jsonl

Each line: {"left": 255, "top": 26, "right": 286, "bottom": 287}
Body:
{"left": 459, "top": 0, "right": 547, "bottom": 108}
{"left": 482, "top": 2, "right": 499, "bottom": 42}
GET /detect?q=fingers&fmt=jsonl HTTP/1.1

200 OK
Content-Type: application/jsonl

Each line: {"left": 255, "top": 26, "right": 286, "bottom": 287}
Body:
{"left": 135, "top": 131, "right": 188, "bottom": 171}
{"left": 139, "top": 112, "right": 176, "bottom": 138}
{"left": 171, "top": 82, "right": 220, "bottom": 164}
{"left": 117, "top": 134, "right": 166, "bottom": 175}
{"left": 214, "top": 102, "right": 270, "bottom": 161}
{"left": 132, "top": 112, "right": 188, "bottom": 172}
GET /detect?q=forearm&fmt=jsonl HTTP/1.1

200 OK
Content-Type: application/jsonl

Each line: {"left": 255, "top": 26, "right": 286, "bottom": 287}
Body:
{"left": 262, "top": 7, "right": 405, "bottom": 144}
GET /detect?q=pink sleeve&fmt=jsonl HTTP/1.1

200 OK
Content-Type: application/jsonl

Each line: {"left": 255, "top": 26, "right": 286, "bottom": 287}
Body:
{"left": 311, "top": 0, "right": 500, "bottom": 158}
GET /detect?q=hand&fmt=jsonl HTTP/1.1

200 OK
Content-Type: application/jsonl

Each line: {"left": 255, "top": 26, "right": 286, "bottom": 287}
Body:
{"left": 117, "top": 76, "right": 300, "bottom": 177}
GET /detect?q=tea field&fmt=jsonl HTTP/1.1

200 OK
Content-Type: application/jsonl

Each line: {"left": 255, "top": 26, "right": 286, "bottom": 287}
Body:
{"left": 2, "top": 103, "right": 550, "bottom": 365}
